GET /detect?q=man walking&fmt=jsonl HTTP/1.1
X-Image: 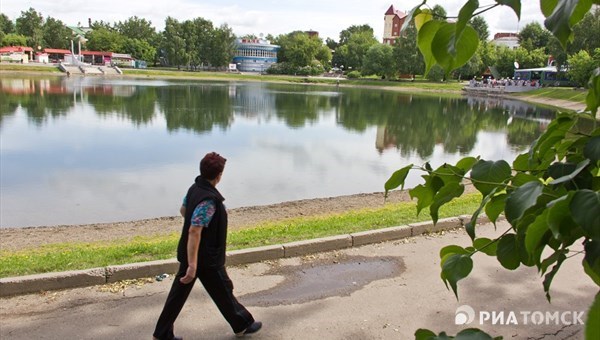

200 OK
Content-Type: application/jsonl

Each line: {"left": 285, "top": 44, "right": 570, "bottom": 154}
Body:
{"left": 153, "top": 152, "right": 262, "bottom": 340}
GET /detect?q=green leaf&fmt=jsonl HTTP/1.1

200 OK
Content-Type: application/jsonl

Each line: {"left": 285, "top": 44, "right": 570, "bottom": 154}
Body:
{"left": 586, "top": 68, "right": 600, "bottom": 115}
{"left": 385, "top": 164, "right": 413, "bottom": 196}
{"left": 409, "top": 184, "right": 435, "bottom": 216}
{"left": 465, "top": 189, "right": 497, "bottom": 240}
{"left": 570, "top": 190, "right": 600, "bottom": 240}
{"left": 485, "top": 193, "right": 507, "bottom": 224}
{"left": 586, "top": 292, "right": 600, "bottom": 340}
{"left": 497, "top": 233, "right": 521, "bottom": 270}
{"left": 584, "top": 136, "right": 600, "bottom": 161}
{"left": 511, "top": 173, "right": 540, "bottom": 187}
{"left": 441, "top": 253, "right": 473, "bottom": 298}
{"left": 543, "top": 0, "right": 593, "bottom": 48}
{"left": 540, "top": 0, "right": 559, "bottom": 17}
{"left": 543, "top": 252, "right": 566, "bottom": 302}
{"left": 454, "top": 0, "right": 480, "bottom": 55}
{"left": 549, "top": 159, "right": 591, "bottom": 185}
{"left": 525, "top": 209, "right": 550, "bottom": 254}
{"left": 418, "top": 20, "right": 443, "bottom": 76}
{"left": 583, "top": 240, "right": 600, "bottom": 286}
{"left": 430, "top": 182, "right": 465, "bottom": 224}
{"left": 456, "top": 156, "right": 479, "bottom": 172}
{"left": 413, "top": 10, "right": 432, "bottom": 32}
{"left": 431, "top": 23, "right": 479, "bottom": 74}
{"left": 473, "top": 237, "right": 498, "bottom": 256}
{"left": 415, "top": 329, "right": 437, "bottom": 340}
{"left": 401, "top": 1, "right": 427, "bottom": 32}
{"left": 495, "top": 0, "right": 521, "bottom": 19}
{"left": 455, "top": 328, "right": 495, "bottom": 340}
{"left": 505, "top": 181, "right": 543, "bottom": 224}
{"left": 440, "top": 245, "right": 470, "bottom": 259}
{"left": 434, "top": 163, "right": 465, "bottom": 185}
{"left": 547, "top": 194, "right": 574, "bottom": 240}
{"left": 470, "top": 160, "right": 511, "bottom": 196}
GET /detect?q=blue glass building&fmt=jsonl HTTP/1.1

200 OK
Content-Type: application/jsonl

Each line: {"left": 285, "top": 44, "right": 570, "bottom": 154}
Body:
{"left": 232, "top": 39, "right": 280, "bottom": 73}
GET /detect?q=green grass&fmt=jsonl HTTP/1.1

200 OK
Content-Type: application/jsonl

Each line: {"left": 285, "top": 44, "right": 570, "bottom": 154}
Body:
{"left": 0, "top": 63, "right": 62, "bottom": 73}
{"left": 510, "top": 87, "right": 587, "bottom": 103}
{"left": 0, "top": 193, "right": 482, "bottom": 278}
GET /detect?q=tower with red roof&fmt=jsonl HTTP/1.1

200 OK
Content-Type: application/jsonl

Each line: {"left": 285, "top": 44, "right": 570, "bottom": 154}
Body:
{"left": 383, "top": 5, "right": 408, "bottom": 45}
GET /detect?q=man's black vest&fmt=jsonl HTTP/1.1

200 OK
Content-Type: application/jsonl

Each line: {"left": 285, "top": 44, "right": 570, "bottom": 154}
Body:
{"left": 177, "top": 176, "right": 228, "bottom": 268}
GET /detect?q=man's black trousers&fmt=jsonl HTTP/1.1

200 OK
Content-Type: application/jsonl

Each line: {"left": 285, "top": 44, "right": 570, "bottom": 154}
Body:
{"left": 153, "top": 262, "right": 255, "bottom": 340}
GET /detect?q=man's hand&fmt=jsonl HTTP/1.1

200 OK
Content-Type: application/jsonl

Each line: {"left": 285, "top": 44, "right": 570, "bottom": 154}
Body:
{"left": 180, "top": 265, "right": 196, "bottom": 284}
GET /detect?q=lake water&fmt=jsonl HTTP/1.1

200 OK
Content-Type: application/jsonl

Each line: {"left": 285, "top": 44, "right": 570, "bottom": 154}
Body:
{"left": 0, "top": 75, "right": 555, "bottom": 228}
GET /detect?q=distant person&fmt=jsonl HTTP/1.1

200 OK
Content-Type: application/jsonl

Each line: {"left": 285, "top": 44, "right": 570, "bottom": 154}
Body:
{"left": 153, "top": 152, "right": 262, "bottom": 340}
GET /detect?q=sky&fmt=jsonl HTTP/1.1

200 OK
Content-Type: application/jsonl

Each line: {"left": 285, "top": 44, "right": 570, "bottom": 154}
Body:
{"left": 1, "top": 0, "right": 546, "bottom": 41}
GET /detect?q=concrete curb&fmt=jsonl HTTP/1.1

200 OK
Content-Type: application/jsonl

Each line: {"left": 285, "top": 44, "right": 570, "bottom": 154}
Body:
{"left": 0, "top": 215, "right": 501, "bottom": 297}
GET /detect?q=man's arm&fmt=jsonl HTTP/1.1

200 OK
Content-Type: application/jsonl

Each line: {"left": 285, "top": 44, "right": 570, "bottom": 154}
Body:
{"left": 180, "top": 227, "right": 201, "bottom": 284}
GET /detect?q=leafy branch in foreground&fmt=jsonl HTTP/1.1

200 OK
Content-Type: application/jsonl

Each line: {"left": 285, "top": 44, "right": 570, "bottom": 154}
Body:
{"left": 387, "top": 1, "right": 600, "bottom": 338}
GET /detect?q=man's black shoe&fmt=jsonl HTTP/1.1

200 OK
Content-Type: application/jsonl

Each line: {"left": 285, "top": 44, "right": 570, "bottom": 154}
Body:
{"left": 235, "top": 321, "right": 262, "bottom": 337}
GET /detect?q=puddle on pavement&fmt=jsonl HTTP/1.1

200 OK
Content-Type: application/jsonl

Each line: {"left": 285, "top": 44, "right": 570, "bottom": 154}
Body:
{"left": 240, "top": 255, "right": 405, "bottom": 306}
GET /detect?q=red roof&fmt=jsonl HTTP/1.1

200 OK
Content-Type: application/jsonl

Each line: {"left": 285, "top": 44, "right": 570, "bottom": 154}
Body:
{"left": 0, "top": 46, "right": 34, "bottom": 53}
{"left": 385, "top": 5, "right": 406, "bottom": 18}
{"left": 43, "top": 48, "right": 72, "bottom": 54}
{"left": 81, "top": 50, "right": 112, "bottom": 56}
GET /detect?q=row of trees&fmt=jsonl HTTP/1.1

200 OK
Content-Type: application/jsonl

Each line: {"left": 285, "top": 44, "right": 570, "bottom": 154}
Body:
{"left": 1, "top": 6, "right": 598, "bottom": 83}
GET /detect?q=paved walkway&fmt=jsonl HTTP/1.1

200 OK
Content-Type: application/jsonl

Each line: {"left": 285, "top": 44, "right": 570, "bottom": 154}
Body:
{"left": 0, "top": 221, "right": 595, "bottom": 339}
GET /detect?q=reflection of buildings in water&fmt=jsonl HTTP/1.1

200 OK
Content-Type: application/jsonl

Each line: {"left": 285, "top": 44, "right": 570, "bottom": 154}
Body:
{"left": 466, "top": 95, "right": 553, "bottom": 131}
{"left": 375, "top": 125, "right": 397, "bottom": 153}
{"left": 0, "top": 77, "right": 135, "bottom": 99}
{"left": 0, "top": 78, "right": 68, "bottom": 96}
{"left": 230, "top": 83, "right": 276, "bottom": 120}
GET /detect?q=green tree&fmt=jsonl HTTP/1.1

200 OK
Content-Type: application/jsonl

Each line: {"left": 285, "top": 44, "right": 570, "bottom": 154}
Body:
{"left": 385, "top": 1, "right": 600, "bottom": 339}
{"left": 519, "top": 22, "right": 552, "bottom": 52}
{"left": 568, "top": 49, "right": 600, "bottom": 87}
{"left": 470, "top": 16, "right": 489, "bottom": 41}
{"left": 43, "top": 17, "right": 71, "bottom": 49}
{"left": 569, "top": 7, "right": 600, "bottom": 55}
{"left": 276, "top": 31, "right": 323, "bottom": 68}
{"left": 85, "top": 27, "right": 125, "bottom": 52}
{"left": 394, "top": 22, "right": 424, "bottom": 79}
{"left": 15, "top": 7, "right": 44, "bottom": 49}
{"left": 0, "top": 13, "right": 14, "bottom": 34}
{"left": 162, "top": 17, "right": 188, "bottom": 69}
{"left": 362, "top": 43, "right": 396, "bottom": 78}
{"left": 115, "top": 16, "right": 156, "bottom": 42}
{"left": 337, "top": 29, "right": 378, "bottom": 71}
{"left": 122, "top": 38, "right": 156, "bottom": 62}
{"left": 339, "top": 24, "right": 374, "bottom": 45}
{"left": 1, "top": 33, "right": 27, "bottom": 47}
{"left": 206, "top": 24, "right": 236, "bottom": 67}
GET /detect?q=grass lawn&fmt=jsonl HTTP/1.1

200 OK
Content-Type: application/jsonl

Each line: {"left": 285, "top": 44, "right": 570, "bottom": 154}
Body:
{"left": 510, "top": 87, "right": 587, "bottom": 103}
{"left": 0, "top": 193, "right": 482, "bottom": 278}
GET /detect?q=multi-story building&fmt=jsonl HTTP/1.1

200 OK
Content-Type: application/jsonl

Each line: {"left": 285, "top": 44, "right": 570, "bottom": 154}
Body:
{"left": 383, "top": 5, "right": 408, "bottom": 45}
{"left": 232, "top": 38, "right": 280, "bottom": 73}
{"left": 491, "top": 32, "right": 520, "bottom": 49}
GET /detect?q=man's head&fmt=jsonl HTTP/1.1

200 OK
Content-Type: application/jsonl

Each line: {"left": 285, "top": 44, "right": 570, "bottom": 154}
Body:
{"left": 200, "top": 152, "right": 226, "bottom": 180}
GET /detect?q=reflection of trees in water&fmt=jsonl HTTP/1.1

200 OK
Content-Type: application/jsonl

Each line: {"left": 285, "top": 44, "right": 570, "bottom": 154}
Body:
{"left": 87, "top": 86, "right": 157, "bottom": 126}
{"left": 157, "top": 84, "right": 234, "bottom": 134}
{"left": 0, "top": 90, "right": 73, "bottom": 128}
{"left": 0, "top": 77, "right": 555, "bottom": 148}
{"left": 339, "top": 91, "right": 507, "bottom": 157}
{"left": 272, "top": 91, "right": 334, "bottom": 128}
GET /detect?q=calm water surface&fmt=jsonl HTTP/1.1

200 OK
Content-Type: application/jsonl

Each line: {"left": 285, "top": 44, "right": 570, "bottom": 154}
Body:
{"left": 0, "top": 76, "right": 555, "bottom": 227}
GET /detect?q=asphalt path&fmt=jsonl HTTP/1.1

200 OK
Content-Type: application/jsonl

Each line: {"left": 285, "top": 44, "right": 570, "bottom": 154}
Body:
{"left": 0, "top": 221, "right": 595, "bottom": 340}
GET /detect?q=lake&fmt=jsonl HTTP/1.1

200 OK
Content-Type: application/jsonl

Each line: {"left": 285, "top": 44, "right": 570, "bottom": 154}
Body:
{"left": 0, "top": 75, "right": 555, "bottom": 227}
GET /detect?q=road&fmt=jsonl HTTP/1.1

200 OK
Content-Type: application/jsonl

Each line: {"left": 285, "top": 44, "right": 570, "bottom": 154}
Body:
{"left": 0, "top": 221, "right": 596, "bottom": 340}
